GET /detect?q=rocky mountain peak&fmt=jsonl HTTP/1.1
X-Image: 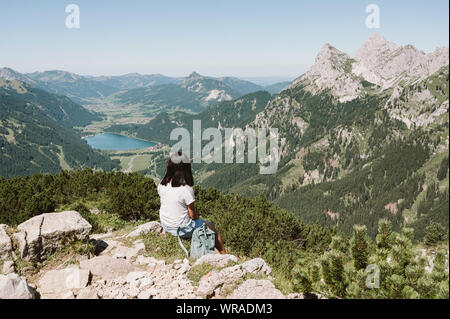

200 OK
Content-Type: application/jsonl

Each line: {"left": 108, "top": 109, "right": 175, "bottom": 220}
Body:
{"left": 0, "top": 67, "right": 32, "bottom": 83}
{"left": 289, "top": 42, "right": 362, "bottom": 103}
{"left": 289, "top": 34, "right": 449, "bottom": 101}
{"left": 353, "top": 34, "right": 449, "bottom": 88}
{"left": 186, "top": 71, "right": 202, "bottom": 79}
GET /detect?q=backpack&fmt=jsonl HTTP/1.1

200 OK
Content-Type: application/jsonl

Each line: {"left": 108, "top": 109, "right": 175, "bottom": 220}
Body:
{"left": 177, "top": 224, "right": 216, "bottom": 259}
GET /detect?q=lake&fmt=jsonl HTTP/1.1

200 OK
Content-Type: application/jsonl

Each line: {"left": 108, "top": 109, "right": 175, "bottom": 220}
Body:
{"left": 84, "top": 133, "right": 156, "bottom": 151}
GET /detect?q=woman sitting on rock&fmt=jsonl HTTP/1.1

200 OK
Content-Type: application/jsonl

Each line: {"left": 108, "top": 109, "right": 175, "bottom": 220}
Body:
{"left": 158, "top": 151, "right": 226, "bottom": 254}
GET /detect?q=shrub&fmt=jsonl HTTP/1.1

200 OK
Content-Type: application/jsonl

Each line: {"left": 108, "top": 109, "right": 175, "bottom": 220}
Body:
{"left": 424, "top": 222, "right": 448, "bottom": 246}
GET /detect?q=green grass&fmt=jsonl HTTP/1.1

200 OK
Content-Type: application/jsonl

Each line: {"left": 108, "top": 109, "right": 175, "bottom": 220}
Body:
{"left": 187, "top": 263, "right": 216, "bottom": 284}
{"left": 131, "top": 155, "right": 152, "bottom": 172}
{"left": 142, "top": 232, "right": 191, "bottom": 263}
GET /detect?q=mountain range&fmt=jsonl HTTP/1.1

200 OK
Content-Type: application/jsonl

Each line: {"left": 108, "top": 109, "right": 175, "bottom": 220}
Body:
{"left": 200, "top": 34, "right": 449, "bottom": 238}
{"left": 0, "top": 68, "right": 290, "bottom": 109}
{"left": 0, "top": 33, "right": 448, "bottom": 240}
{"left": 115, "top": 34, "right": 448, "bottom": 239}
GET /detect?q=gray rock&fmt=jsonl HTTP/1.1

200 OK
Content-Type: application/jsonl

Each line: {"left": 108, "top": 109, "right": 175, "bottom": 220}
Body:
{"left": 139, "top": 277, "right": 154, "bottom": 290}
{"left": 196, "top": 258, "right": 272, "bottom": 298}
{"left": 38, "top": 268, "right": 90, "bottom": 294}
{"left": 0, "top": 224, "right": 12, "bottom": 260}
{"left": 2, "top": 260, "right": 15, "bottom": 275}
{"left": 127, "top": 221, "right": 164, "bottom": 238}
{"left": 0, "top": 273, "right": 35, "bottom": 299}
{"left": 241, "top": 258, "right": 272, "bottom": 275}
{"left": 193, "top": 254, "right": 238, "bottom": 268}
{"left": 61, "top": 291, "right": 76, "bottom": 299}
{"left": 14, "top": 211, "right": 92, "bottom": 262}
{"left": 138, "top": 288, "right": 157, "bottom": 299}
{"left": 110, "top": 241, "right": 146, "bottom": 260}
{"left": 80, "top": 255, "right": 136, "bottom": 280}
{"left": 76, "top": 286, "right": 99, "bottom": 299}
{"left": 126, "top": 271, "right": 147, "bottom": 283}
{"left": 197, "top": 265, "right": 246, "bottom": 298}
{"left": 227, "top": 279, "right": 285, "bottom": 299}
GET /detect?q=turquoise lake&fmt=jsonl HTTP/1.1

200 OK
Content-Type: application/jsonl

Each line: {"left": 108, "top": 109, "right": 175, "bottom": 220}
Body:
{"left": 84, "top": 133, "right": 156, "bottom": 150}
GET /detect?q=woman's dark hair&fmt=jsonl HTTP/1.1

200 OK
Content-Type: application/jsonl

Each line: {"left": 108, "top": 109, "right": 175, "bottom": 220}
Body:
{"left": 160, "top": 151, "right": 194, "bottom": 187}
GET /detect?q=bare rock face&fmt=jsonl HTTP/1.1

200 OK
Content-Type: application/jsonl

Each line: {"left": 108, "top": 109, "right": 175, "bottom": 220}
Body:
{"left": 126, "top": 221, "right": 164, "bottom": 238}
{"left": 13, "top": 211, "right": 92, "bottom": 262}
{"left": 76, "top": 286, "right": 99, "bottom": 299}
{"left": 286, "top": 33, "right": 449, "bottom": 103}
{"left": 80, "top": 255, "right": 136, "bottom": 280}
{"left": 1, "top": 260, "right": 15, "bottom": 275}
{"left": 288, "top": 43, "right": 363, "bottom": 103}
{"left": 0, "top": 273, "right": 36, "bottom": 299}
{"left": 0, "top": 224, "right": 13, "bottom": 260}
{"left": 227, "top": 279, "right": 285, "bottom": 299}
{"left": 38, "top": 268, "right": 91, "bottom": 295}
{"left": 353, "top": 33, "right": 449, "bottom": 89}
{"left": 197, "top": 258, "right": 272, "bottom": 298}
{"left": 241, "top": 258, "right": 272, "bottom": 275}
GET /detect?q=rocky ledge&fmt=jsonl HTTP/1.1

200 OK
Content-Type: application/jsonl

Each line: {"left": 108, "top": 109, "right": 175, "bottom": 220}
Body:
{"left": 0, "top": 211, "right": 313, "bottom": 299}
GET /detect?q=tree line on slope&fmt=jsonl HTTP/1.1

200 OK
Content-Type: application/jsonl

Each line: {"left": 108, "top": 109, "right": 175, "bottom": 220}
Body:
{"left": 0, "top": 169, "right": 447, "bottom": 298}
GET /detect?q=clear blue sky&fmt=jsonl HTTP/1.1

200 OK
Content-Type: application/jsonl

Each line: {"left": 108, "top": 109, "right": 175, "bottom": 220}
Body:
{"left": 1, "top": 0, "right": 448, "bottom": 78}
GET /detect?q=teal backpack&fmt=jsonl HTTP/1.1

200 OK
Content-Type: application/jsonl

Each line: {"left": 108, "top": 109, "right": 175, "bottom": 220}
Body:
{"left": 177, "top": 224, "right": 216, "bottom": 259}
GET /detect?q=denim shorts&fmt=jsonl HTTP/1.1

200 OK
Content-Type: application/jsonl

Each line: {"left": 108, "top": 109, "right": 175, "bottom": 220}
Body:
{"left": 163, "top": 219, "right": 204, "bottom": 238}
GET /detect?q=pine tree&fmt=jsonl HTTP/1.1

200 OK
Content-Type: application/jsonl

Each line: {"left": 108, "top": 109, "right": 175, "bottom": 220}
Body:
{"left": 424, "top": 222, "right": 447, "bottom": 246}
{"left": 376, "top": 219, "right": 394, "bottom": 249}
{"left": 351, "top": 225, "right": 369, "bottom": 270}
{"left": 437, "top": 156, "right": 448, "bottom": 180}
{"left": 321, "top": 250, "right": 347, "bottom": 297}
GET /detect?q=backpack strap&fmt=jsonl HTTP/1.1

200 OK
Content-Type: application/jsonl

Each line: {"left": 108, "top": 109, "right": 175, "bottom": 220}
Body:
{"left": 177, "top": 226, "right": 190, "bottom": 258}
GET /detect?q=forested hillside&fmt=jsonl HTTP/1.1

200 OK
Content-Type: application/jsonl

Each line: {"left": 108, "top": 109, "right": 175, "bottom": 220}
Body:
{"left": 106, "top": 90, "right": 272, "bottom": 144}
{"left": 0, "top": 169, "right": 447, "bottom": 299}
{"left": 193, "top": 38, "right": 450, "bottom": 242}
{"left": 0, "top": 79, "right": 120, "bottom": 178}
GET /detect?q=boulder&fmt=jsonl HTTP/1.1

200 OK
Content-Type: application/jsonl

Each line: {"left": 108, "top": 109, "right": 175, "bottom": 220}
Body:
{"left": 14, "top": 211, "right": 92, "bottom": 262}
{"left": 76, "top": 286, "right": 99, "bottom": 299}
{"left": 110, "top": 241, "right": 146, "bottom": 260}
{"left": 125, "top": 271, "right": 148, "bottom": 284}
{"left": 196, "top": 258, "right": 272, "bottom": 298}
{"left": 227, "top": 279, "right": 285, "bottom": 299}
{"left": 193, "top": 254, "right": 238, "bottom": 268}
{"left": 0, "top": 273, "right": 35, "bottom": 299}
{"left": 127, "top": 221, "right": 164, "bottom": 238}
{"left": 38, "top": 268, "right": 90, "bottom": 294}
{"left": 241, "top": 258, "right": 272, "bottom": 275}
{"left": 61, "top": 291, "right": 76, "bottom": 299}
{"left": 197, "top": 265, "right": 246, "bottom": 298}
{"left": 80, "top": 255, "right": 136, "bottom": 280}
{"left": 0, "top": 224, "right": 13, "bottom": 259}
{"left": 2, "top": 260, "right": 15, "bottom": 275}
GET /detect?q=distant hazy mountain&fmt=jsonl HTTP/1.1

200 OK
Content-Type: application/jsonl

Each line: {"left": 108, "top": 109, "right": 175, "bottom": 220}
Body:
{"left": 241, "top": 76, "right": 296, "bottom": 86}
{"left": 26, "top": 70, "right": 118, "bottom": 102}
{"left": 90, "top": 73, "right": 183, "bottom": 90}
{"left": 0, "top": 79, "right": 119, "bottom": 178}
{"left": 0, "top": 68, "right": 289, "bottom": 107}
{"left": 115, "top": 72, "right": 244, "bottom": 113}
{"left": 263, "top": 81, "right": 291, "bottom": 94}
{"left": 107, "top": 90, "right": 272, "bottom": 144}
{"left": 0, "top": 68, "right": 118, "bottom": 103}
